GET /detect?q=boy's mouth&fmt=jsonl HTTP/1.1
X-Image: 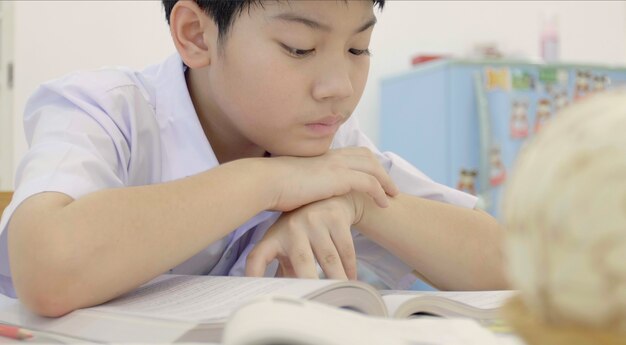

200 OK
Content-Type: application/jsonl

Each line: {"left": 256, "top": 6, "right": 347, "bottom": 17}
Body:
{"left": 305, "top": 115, "right": 343, "bottom": 136}
{"left": 310, "top": 115, "right": 342, "bottom": 126}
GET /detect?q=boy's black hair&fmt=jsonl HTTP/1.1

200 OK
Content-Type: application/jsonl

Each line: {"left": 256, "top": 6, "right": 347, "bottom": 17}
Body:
{"left": 162, "top": 0, "right": 384, "bottom": 42}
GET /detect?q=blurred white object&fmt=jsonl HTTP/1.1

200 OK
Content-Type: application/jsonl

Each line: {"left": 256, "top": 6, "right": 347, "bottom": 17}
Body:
{"left": 503, "top": 89, "right": 626, "bottom": 331}
{"left": 223, "top": 296, "right": 499, "bottom": 345}
{"left": 540, "top": 14, "right": 560, "bottom": 63}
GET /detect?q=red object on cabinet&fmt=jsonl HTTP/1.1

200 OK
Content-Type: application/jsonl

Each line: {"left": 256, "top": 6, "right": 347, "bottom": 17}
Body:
{"left": 411, "top": 55, "right": 446, "bottom": 65}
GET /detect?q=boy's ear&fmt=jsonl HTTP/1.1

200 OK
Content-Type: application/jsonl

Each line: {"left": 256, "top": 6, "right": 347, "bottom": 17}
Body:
{"left": 169, "top": 1, "right": 217, "bottom": 68}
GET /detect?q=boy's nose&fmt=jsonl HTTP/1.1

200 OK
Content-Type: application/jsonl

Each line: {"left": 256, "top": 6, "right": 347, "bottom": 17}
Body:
{"left": 311, "top": 64, "right": 354, "bottom": 102}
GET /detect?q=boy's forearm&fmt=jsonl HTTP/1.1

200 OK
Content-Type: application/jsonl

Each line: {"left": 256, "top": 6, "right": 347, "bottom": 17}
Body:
{"left": 354, "top": 193, "right": 509, "bottom": 291}
{"left": 9, "top": 158, "right": 276, "bottom": 316}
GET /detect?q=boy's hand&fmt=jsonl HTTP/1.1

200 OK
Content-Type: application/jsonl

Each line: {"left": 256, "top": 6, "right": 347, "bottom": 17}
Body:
{"left": 245, "top": 193, "right": 364, "bottom": 280}
{"left": 268, "top": 147, "right": 399, "bottom": 212}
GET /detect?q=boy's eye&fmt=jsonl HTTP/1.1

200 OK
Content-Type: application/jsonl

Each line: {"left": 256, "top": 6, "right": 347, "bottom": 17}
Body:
{"left": 280, "top": 44, "right": 371, "bottom": 58}
{"left": 281, "top": 44, "right": 315, "bottom": 58}
{"left": 349, "top": 48, "right": 371, "bottom": 56}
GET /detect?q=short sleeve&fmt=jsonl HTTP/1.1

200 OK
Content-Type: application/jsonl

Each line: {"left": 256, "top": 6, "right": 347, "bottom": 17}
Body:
{"left": 332, "top": 116, "right": 478, "bottom": 289}
{"left": 0, "top": 77, "right": 132, "bottom": 297}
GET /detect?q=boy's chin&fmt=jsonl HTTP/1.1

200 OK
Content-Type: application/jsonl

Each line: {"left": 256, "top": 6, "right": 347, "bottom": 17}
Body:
{"left": 269, "top": 142, "right": 333, "bottom": 158}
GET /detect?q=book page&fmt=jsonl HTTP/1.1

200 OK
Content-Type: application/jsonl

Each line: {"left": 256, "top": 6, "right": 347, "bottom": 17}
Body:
{"left": 223, "top": 296, "right": 500, "bottom": 345}
{"left": 381, "top": 290, "right": 516, "bottom": 319}
{"left": 414, "top": 291, "right": 516, "bottom": 309}
{"left": 89, "top": 275, "right": 339, "bottom": 323}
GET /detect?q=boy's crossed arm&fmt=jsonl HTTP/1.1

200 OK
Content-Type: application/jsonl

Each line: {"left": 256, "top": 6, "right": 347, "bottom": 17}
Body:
{"left": 247, "top": 147, "right": 507, "bottom": 291}
{"left": 8, "top": 148, "right": 397, "bottom": 317}
{"left": 246, "top": 177, "right": 509, "bottom": 291}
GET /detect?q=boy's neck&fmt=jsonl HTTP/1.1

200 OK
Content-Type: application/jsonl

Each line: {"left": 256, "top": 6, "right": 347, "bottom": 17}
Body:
{"left": 185, "top": 68, "right": 266, "bottom": 164}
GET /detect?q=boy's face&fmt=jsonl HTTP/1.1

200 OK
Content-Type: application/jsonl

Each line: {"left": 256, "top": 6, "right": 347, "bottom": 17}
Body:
{"left": 204, "top": 0, "right": 376, "bottom": 157}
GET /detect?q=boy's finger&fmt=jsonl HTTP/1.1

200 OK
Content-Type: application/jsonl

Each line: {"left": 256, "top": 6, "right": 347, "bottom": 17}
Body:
{"left": 310, "top": 231, "right": 349, "bottom": 280}
{"left": 245, "top": 242, "right": 278, "bottom": 277}
{"left": 329, "top": 226, "right": 357, "bottom": 280}
{"left": 337, "top": 148, "right": 400, "bottom": 197}
{"left": 343, "top": 172, "right": 389, "bottom": 208}
{"left": 287, "top": 244, "right": 319, "bottom": 279}
{"left": 277, "top": 258, "right": 297, "bottom": 278}
{"left": 355, "top": 156, "right": 400, "bottom": 196}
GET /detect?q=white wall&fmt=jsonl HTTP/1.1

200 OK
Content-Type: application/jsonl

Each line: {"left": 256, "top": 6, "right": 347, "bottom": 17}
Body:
{"left": 6, "top": 1, "right": 626, "bottom": 187}
{"left": 0, "top": 2, "right": 15, "bottom": 190}
{"left": 9, "top": 1, "right": 174, "bottom": 189}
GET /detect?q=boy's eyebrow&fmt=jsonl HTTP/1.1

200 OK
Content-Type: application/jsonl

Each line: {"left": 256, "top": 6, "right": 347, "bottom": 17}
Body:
{"left": 272, "top": 13, "right": 377, "bottom": 34}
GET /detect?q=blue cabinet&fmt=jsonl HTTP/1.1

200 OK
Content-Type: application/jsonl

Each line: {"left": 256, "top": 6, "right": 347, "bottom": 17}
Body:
{"left": 380, "top": 59, "right": 626, "bottom": 218}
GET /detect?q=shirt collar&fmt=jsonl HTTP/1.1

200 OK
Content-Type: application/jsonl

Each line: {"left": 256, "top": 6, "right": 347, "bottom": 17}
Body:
{"left": 152, "top": 53, "right": 220, "bottom": 177}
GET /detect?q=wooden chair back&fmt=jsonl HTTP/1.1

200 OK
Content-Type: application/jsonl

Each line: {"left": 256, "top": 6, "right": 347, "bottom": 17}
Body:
{"left": 0, "top": 191, "right": 13, "bottom": 216}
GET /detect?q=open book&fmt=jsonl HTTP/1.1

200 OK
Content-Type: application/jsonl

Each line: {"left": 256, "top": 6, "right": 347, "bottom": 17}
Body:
{"left": 0, "top": 274, "right": 515, "bottom": 343}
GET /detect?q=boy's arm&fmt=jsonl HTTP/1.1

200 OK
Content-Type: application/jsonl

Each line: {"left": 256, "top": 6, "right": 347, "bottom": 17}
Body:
{"left": 354, "top": 193, "right": 509, "bottom": 291}
{"left": 8, "top": 149, "right": 398, "bottom": 317}
{"left": 9, "top": 158, "right": 272, "bottom": 318}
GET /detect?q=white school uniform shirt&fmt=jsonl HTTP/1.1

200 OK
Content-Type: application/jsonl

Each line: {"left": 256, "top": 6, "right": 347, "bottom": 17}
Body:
{"left": 0, "top": 53, "right": 476, "bottom": 298}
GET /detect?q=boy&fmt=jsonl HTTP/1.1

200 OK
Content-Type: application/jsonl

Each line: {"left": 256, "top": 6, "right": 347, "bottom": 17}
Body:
{"left": 0, "top": 0, "right": 507, "bottom": 317}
